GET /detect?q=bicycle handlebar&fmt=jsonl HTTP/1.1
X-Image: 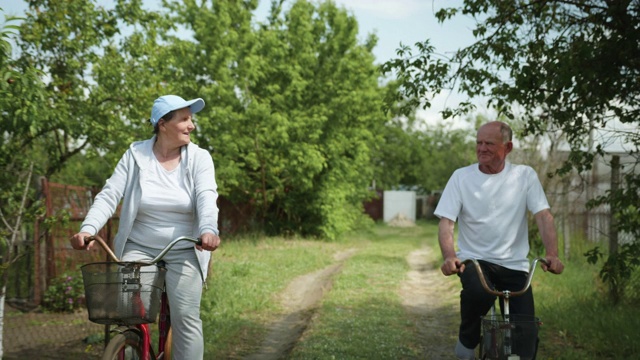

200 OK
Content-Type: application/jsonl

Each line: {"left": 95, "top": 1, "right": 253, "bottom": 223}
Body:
{"left": 85, "top": 235, "right": 119, "bottom": 262}
{"left": 84, "top": 235, "right": 202, "bottom": 264}
{"left": 461, "top": 258, "right": 549, "bottom": 297}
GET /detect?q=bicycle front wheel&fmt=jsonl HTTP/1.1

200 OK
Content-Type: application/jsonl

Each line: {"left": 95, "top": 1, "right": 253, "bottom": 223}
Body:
{"left": 102, "top": 331, "right": 143, "bottom": 360}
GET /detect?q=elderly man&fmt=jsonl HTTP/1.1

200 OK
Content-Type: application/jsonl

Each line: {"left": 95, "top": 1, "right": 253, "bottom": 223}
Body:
{"left": 434, "top": 121, "right": 564, "bottom": 359}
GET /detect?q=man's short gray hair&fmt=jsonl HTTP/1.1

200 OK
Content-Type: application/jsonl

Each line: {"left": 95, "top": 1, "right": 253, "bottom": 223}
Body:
{"left": 499, "top": 123, "right": 513, "bottom": 143}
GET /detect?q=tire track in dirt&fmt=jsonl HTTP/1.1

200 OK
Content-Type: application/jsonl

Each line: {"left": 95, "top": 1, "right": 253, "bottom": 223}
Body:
{"left": 399, "top": 248, "right": 460, "bottom": 359}
{"left": 243, "top": 248, "right": 358, "bottom": 360}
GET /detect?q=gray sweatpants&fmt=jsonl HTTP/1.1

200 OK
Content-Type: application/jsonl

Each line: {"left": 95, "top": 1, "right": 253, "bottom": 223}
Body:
{"left": 123, "top": 241, "right": 204, "bottom": 360}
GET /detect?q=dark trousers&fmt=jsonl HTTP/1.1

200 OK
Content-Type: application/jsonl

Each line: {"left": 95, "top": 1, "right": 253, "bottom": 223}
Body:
{"left": 458, "top": 260, "right": 535, "bottom": 350}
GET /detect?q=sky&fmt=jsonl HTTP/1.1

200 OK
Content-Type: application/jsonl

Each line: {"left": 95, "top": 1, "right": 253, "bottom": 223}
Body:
{"left": 2, "top": 0, "right": 479, "bottom": 127}
{"left": 2, "top": 0, "right": 475, "bottom": 64}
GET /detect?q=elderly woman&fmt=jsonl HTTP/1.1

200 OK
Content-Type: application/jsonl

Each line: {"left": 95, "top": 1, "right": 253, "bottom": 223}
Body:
{"left": 71, "top": 95, "right": 220, "bottom": 359}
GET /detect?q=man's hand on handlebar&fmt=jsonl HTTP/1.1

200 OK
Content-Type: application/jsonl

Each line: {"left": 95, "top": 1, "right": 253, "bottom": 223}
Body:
{"left": 541, "top": 255, "right": 564, "bottom": 274}
{"left": 441, "top": 257, "right": 464, "bottom": 276}
{"left": 197, "top": 232, "right": 220, "bottom": 252}
{"left": 70, "top": 232, "right": 94, "bottom": 251}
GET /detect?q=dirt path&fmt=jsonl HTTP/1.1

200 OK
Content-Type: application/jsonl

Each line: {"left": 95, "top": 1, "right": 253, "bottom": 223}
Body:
{"left": 244, "top": 249, "right": 358, "bottom": 360}
{"left": 242, "top": 246, "right": 459, "bottom": 359}
{"left": 399, "top": 248, "right": 460, "bottom": 358}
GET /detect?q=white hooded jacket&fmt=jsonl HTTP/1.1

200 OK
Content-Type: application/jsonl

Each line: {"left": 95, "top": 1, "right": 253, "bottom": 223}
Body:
{"left": 80, "top": 136, "right": 218, "bottom": 280}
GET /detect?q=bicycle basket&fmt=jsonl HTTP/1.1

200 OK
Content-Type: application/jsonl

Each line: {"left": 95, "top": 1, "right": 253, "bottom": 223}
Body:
{"left": 481, "top": 314, "right": 540, "bottom": 360}
{"left": 81, "top": 262, "right": 166, "bottom": 325}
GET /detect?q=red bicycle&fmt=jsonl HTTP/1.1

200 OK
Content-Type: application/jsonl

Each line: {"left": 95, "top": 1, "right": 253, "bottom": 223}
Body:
{"left": 81, "top": 234, "right": 201, "bottom": 360}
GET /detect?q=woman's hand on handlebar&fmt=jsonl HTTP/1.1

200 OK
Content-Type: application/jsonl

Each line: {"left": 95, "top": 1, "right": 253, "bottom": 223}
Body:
{"left": 541, "top": 255, "right": 564, "bottom": 274}
{"left": 441, "top": 257, "right": 464, "bottom": 276}
{"left": 70, "top": 232, "right": 94, "bottom": 251}
{"left": 197, "top": 232, "right": 220, "bottom": 252}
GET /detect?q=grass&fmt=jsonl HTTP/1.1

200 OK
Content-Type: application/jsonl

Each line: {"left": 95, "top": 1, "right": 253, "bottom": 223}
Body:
{"left": 535, "top": 253, "right": 640, "bottom": 359}
{"left": 200, "top": 222, "right": 457, "bottom": 359}
{"left": 196, "top": 221, "right": 640, "bottom": 359}
{"left": 288, "top": 225, "right": 435, "bottom": 359}
{"left": 17, "top": 221, "right": 630, "bottom": 358}
{"left": 201, "top": 236, "right": 351, "bottom": 358}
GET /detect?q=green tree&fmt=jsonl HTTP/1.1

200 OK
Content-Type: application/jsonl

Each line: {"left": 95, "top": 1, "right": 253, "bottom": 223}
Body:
{"left": 383, "top": 0, "right": 640, "bottom": 302}
{"left": 7, "top": 0, "right": 214, "bottom": 185}
{"left": 13, "top": 0, "right": 183, "bottom": 179}
{"left": 0, "top": 9, "right": 45, "bottom": 357}
{"left": 167, "top": 0, "right": 388, "bottom": 238}
{"left": 372, "top": 113, "right": 475, "bottom": 194}
{"left": 5, "top": 0, "right": 397, "bottom": 243}
{"left": 1, "top": 3, "right": 176, "bottom": 342}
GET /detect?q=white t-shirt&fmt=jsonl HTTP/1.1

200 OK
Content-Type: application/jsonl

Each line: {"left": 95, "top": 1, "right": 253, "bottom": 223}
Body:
{"left": 434, "top": 162, "right": 550, "bottom": 272}
{"left": 129, "top": 157, "right": 195, "bottom": 250}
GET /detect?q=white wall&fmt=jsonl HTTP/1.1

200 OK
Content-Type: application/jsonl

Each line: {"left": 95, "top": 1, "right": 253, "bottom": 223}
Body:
{"left": 383, "top": 191, "right": 416, "bottom": 222}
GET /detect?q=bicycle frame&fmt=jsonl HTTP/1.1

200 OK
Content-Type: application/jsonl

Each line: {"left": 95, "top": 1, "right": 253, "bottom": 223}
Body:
{"left": 107, "top": 293, "right": 168, "bottom": 360}
{"left": 85, "top": 235, "right": 200, "bottom": 360}
{"left": 158, "top": 291, "right": 170, "bottom": 357}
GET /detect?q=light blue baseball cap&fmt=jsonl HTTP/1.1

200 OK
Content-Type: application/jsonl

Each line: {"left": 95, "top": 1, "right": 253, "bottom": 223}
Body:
{"left": 150, "top": 95, "right": 205, "bottom": 126}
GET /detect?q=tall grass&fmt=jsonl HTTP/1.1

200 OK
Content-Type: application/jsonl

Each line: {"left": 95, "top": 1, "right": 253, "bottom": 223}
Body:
{"left": 200, "top": 222, "right": 640, "bottom": 359}
{"left": 535, "top": 237, "right": 640, "bottom": 359}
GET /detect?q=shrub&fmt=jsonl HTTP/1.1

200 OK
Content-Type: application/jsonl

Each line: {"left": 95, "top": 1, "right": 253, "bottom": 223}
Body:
{"left": 43, "top": 272, "right": 84, "bottom": 313}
